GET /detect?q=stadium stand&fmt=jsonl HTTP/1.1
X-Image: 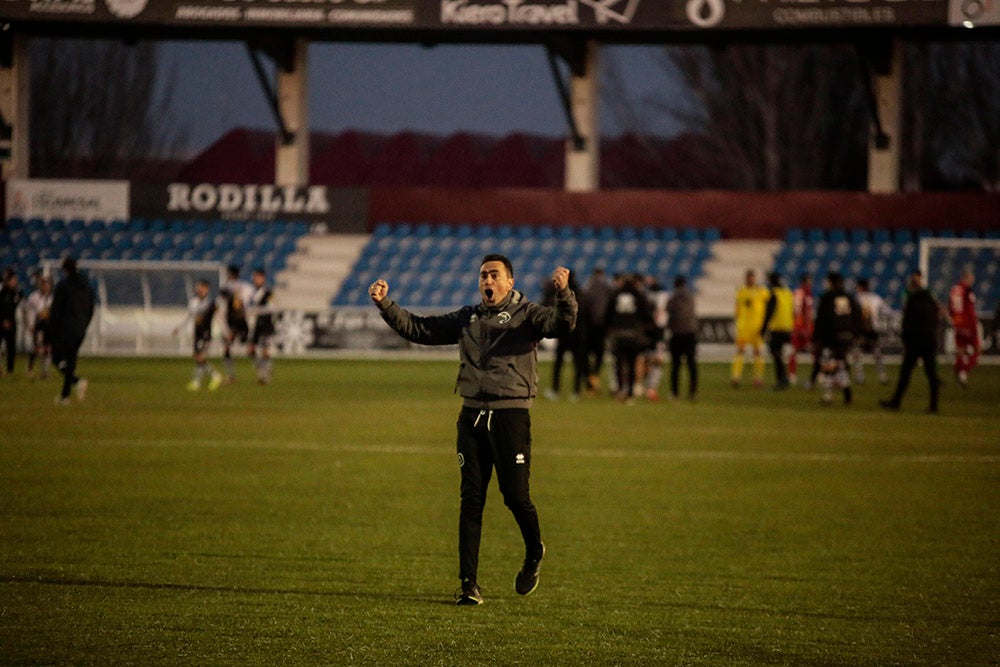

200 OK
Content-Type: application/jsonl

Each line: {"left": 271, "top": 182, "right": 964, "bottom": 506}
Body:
{"left": 3, "top": 218, "right": 995, "bottom": 317}
{"left": 332, "top": 223, "right": 720, "bottom": 308}
{"left": 771, "top": 228, "right": 1000, "bottom": 310}
{"left": 0, "top": 217, "right": 310, "bottom": 304}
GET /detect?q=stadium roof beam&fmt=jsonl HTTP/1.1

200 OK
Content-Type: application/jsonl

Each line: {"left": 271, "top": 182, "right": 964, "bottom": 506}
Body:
{"left": 859, "top": 38, "right": 903, "bottom": 193}
{"left": 547, "top": 38, "right": 600, "bottom": 193}
{"left": 246, "top": 36, "right": 310, "bottom": 187}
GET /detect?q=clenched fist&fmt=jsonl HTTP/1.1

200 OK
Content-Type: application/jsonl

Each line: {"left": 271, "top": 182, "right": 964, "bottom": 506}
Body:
{"left": 551, "top": 266, "right": 570, "bottom": 291}
{"left": 369, "top": 279, "right": 389, "bottom": 304}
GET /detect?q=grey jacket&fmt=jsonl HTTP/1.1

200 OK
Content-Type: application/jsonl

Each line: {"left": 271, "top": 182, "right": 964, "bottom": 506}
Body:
{"left": 377, "top": 288, "right": 578, "bottom": 409}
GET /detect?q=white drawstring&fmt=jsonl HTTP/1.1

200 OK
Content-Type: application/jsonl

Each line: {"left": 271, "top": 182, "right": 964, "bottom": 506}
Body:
{"left": 473, "top": 409, "right": 494, "bottom": 431}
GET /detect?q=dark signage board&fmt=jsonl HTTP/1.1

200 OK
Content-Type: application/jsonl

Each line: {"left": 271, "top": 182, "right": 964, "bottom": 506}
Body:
{"left": 2, "top": 0, "right": 996, "bottom": 33}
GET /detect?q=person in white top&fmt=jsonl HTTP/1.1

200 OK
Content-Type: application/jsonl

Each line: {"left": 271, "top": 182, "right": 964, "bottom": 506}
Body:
{"left": 852, "top": 277, "right": 894, "bottom": 385}
{"left": 24, "top": 275, "right": 54, "bottom": 379}
{"left": 219, "top": 265, "right": 255, "bottom": 383}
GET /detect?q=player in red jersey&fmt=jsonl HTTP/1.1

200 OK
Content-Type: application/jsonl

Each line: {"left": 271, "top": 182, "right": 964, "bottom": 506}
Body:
{"left": 948, "top": 269, "right": 980, "bottom": 387}
{"left": 789, "top": 273, "right": 815, "bottom": 386}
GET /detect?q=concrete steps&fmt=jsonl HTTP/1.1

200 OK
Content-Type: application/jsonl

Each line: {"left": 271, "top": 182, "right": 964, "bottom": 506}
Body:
{"left": 273, "top": 234, "right": 369, "bottom": 311}
{"left": 696, "top": 240, "right": 782, "bottom": 317}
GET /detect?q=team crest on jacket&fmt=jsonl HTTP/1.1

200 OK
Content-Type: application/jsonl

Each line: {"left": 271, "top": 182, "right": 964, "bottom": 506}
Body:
{"left": 498, "top": 311, "right": 511, "bottom": 324}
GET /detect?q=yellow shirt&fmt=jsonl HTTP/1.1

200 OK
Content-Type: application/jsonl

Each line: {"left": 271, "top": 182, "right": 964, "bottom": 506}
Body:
{"left": 766, "top": 285, "right": 795, "bottom": 333}
{"left": 735, "top": 285, "right": 768, "bottom": 336}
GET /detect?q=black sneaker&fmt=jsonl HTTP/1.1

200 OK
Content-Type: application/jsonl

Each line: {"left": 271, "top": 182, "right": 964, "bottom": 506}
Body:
{"left": 515, "top": 543, "right": 545, "bottom": 596}
{"left": 879, "top": 399, "right": 900, "bottom": 411}
{"left": 454, "top": 578, "right": 483, "bottom": 606}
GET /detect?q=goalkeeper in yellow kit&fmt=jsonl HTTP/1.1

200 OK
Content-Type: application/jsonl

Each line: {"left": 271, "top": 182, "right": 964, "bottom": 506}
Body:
{"left": 731, "top": 269, "right": 769, "bottom": 387}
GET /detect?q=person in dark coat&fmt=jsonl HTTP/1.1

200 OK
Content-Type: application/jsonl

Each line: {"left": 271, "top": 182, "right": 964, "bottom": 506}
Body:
{"left": 813, "top": 272, "right": 862, "bottom": 405}
{"left": 881, "top": 270, "right": 941, "bottom": 414}
{"left": 0, "top": 268, "right": 24, "bottom": 376}
{"left": 605, "top": 273, "right": 655, "bottom": 403}
{"left": 50, "top": 257, "right": 96, "bottom": 404}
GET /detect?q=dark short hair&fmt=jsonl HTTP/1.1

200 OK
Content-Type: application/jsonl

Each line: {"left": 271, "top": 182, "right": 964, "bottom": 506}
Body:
{"left": 768, "top": 271, "right": 781, "bottom": 286}
{"left": 252, "top": 267, "right": 266, "bottom": 276}
{"left": 227, "top": 265, "right": 241, "bottom": 277}
{"left": 62, "top": 257, "right": 77, "bottom": 274}
{"left": 674, "top": 275, "right": 687, "bottom": 288}
{"left": 196, "top": 279, "right": 211, "bottom": 288}
{"left": 481, "top": 254, "right": 513, "bottom": 278}
{"left": 827, "top": 271, "right": 844, "bottom": 287}
{"left": 857, "top": 277, "right": 870, "bottom": 289}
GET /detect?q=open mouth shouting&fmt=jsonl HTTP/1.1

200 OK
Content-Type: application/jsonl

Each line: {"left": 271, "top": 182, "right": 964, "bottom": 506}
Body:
{"left": 479, "top": 259, "right": 513, "bottom": 306}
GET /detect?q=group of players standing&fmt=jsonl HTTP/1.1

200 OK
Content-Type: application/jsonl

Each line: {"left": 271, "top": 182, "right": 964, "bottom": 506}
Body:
{"left": 1, "top": 268, "right": 57, "bottom": 381}
{"left": 174, "top": 265, "right": 277, "bottom": 390}
{"left": 731, "top": 266, "right": 984, "bottom": 408}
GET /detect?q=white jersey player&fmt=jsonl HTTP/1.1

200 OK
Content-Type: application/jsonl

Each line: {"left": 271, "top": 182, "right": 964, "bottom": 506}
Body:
{"left": 852, "top": 278, "right": 894, "bottom": 385}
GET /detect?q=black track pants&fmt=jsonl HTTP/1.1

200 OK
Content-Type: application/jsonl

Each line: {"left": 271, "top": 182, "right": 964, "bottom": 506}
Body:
{"left": 456, "top": 407, "right": 541, "bottom": 582}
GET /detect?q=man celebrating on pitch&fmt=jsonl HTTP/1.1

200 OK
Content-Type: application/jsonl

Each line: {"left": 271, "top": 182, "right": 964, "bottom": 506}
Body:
{"left": 370, "top": 254, "right": 577, "bottom": 606}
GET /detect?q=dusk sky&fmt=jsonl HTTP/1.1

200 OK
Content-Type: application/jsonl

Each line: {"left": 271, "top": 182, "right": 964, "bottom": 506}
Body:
{"left": 161, "top": 41, "right": 686, "bottom": 154}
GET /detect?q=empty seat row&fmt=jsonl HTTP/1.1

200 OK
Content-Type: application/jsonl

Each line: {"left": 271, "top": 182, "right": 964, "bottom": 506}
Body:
{"left": 0, "top": 217, "right": 311, "bottom": 298}
{"left": 334, "top": 222, "right": 718, "bottom": 308}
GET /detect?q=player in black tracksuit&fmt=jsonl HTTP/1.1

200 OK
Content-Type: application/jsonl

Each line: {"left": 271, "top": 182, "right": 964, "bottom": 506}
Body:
{"left": 371, "top": 254, "right": 577, "bottom": 606}
{"left": 813, "top": 271, "right": 862, "bottom": 405}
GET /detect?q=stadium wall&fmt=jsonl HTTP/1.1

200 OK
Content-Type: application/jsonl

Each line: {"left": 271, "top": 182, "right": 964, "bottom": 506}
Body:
{"left": 368, "top": 188, "right": 1000, "bottom": 239}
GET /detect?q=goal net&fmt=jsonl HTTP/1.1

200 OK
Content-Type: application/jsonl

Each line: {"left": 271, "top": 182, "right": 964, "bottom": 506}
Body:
{"left": 41, "top": 259, "right": 227, "bottom": 355}
{"left": 918, "top": 237, "right": 1000, "bottom": 354}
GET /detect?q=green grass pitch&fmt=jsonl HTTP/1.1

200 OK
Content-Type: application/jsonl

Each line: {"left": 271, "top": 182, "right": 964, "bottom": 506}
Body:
{"left": 2, "top": 357, "right": 998, "bottom": 665}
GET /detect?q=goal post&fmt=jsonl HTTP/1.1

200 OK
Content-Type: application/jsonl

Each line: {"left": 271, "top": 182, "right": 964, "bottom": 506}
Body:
{"left": 918, "top": 237, "right": 1000, "bottom": 354}
{"left": 41, "top": 259, "right": 227, "bottom": 355}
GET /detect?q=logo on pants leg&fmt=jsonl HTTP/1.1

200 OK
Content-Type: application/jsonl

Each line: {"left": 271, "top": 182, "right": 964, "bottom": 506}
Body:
{"left": 457, "top": 453, "right": 465, "bottom": 467}
{"left": 515, "top": 453, "right": 526, "bottom": 465}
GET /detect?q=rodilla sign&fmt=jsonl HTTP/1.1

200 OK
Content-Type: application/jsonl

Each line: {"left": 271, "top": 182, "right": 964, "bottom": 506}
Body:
{"left": 165, "top": 183, "right": 332, "bottom": 218}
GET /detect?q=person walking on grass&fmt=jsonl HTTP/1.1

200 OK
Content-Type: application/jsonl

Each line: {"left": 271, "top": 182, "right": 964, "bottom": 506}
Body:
{"left": 50, "top": 258, "right": 95, "bottom": 405}
{"left": 369, "top": 254, "right": 577, "bottom": 606}
{"left": 881, "top": 270, "right": 941, "bottom": 414}
{"left": 174, "top": 279, "right": 223, "bottom": 392}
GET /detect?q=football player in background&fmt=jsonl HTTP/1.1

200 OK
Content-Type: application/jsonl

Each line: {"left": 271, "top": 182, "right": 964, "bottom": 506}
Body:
{"left": 174, "top": 279, "right": 223, "bottom": 392}
{"left": 731, "top": 269, "right": 768, "bottom": 388}
{"left": 949, "top": 268, "right": 980, "bottom": 388}
{"left": 219, "top": 265, "right": 254, "bottom": 383}
{"left": 789, "top": 273, "right": 815, "bottom": 387}
{"left": 852, "top": 278, "right": 894, "bottom": 385}
{"left": 24, "top": 275, "right": 54, "bottom": 380}
{"left": 248, "top": 268, "right": 276, "bottom": 385}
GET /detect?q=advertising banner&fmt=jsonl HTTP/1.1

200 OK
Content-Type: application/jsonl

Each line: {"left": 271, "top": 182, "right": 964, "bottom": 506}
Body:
{"left": 130, "top": 182, "right": 367, "bottom": 228}
{"left": 0, "top": 0, "right": 968, "bottom": 32}
{"left": 5, "top": 178, "right": 130, "bottom": 222}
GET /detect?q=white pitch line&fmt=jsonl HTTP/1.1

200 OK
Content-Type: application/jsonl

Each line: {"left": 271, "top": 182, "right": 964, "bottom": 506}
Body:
{"left": 35, "top": 438, "right": 1000, "bottom": 464}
